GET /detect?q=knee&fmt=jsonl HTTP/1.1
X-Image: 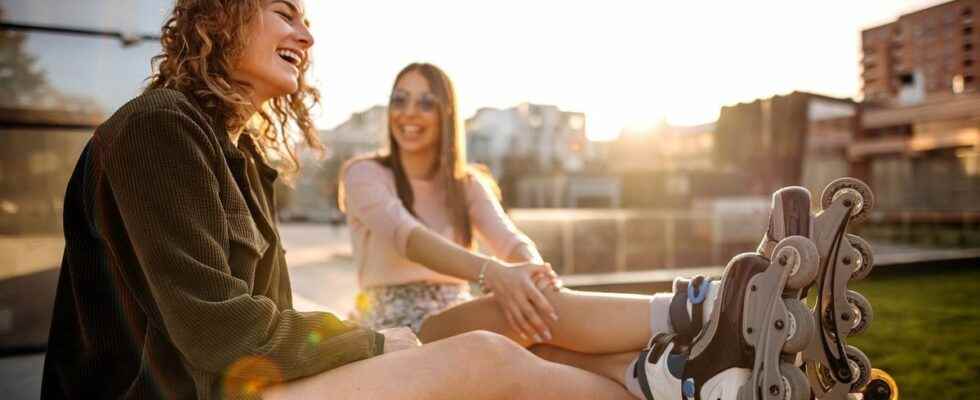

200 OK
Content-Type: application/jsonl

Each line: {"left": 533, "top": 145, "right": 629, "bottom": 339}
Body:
{"left": 416, "top": 312, "right": 443, "bottom": 344}
{"left": 450, "top": 331, "right": 538, "bottom": 396}
{"left": 448, "top": 331, "right": 537, "bottom": 371}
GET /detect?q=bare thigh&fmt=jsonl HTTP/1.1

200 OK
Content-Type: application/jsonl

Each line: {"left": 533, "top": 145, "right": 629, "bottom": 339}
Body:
{"left": 263, "top": 331, "right": 635, "bottom": 400}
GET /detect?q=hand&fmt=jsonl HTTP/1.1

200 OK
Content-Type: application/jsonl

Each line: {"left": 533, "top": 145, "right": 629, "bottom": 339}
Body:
{"left": 379, "top": 327, "right": 421, "bottom": 354}
{"left": 483, "top": 260, "right": 560, "bottom": 343}
{"left": 532, "top": 267, "right": 563, "bottom": 291}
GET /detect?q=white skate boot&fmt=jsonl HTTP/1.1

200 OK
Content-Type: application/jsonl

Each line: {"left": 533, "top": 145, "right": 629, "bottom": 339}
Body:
{"left": 631, "top": 236, "right": 819, "bottom": 400}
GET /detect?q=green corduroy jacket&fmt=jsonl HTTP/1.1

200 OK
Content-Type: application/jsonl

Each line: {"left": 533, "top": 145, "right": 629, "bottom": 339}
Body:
{"left": 42, "top": 88, "right": 384, "bottom": 399}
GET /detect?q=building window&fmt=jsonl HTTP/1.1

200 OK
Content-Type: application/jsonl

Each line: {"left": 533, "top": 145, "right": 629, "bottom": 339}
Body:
{"left": 898, "top": 73, "right": 915, "bottom": 86}
{"left": 966, "top": 75, "right": 976, "bottom": 84}
{"left": 962, "top": 7, "right": 972, "bottom": 17}
{"left": 966, "top": 26, "right": 975, "bottom": 35}
{"left": 966, "top": 59, "right": 975, "bottom": 67}
{"left": 965, "top": 43, "right": 975, "bottom": 52}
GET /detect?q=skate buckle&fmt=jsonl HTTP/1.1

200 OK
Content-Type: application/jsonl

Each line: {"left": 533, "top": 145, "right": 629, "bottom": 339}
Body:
{"left": 682, "top": 378, "right": 696, "bottom": 398}
{"left": 687, "top": 277, "right": 711, "bottom": 305}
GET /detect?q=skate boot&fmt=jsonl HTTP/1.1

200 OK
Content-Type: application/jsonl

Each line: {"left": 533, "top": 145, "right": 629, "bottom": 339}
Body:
{"left": 756, "top": 179, "right": 881, "bottom": 399}
{"left": 631, "top": 235, "right": 819, "bottom": 400}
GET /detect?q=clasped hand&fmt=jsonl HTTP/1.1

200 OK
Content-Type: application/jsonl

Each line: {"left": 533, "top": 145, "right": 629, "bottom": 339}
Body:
{"left": 482, "top": 260, "right": 562, "bottom": 343}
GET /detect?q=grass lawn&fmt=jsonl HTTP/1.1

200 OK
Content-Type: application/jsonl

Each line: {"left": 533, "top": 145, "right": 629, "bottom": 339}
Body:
{"left": 841, "top": 263, "right": 980, "bottom": 399}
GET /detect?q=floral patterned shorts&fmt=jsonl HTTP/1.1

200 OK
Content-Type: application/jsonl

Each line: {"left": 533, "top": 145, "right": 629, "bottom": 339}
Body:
{"left": 354, "top": 282, "right": 474, "bottom": 333}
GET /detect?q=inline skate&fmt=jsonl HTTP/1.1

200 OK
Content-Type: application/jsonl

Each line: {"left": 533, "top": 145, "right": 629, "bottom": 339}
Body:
{"left": 631, "top": 234, "right": 819, "bottom": 400}
{"left": 757, "top": 178, "right": 897, "bottom": 399}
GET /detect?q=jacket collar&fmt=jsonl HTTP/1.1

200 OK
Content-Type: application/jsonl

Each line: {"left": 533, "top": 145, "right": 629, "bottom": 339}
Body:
{"left": 183, "top": 92, "right": 280, "bottom": 239}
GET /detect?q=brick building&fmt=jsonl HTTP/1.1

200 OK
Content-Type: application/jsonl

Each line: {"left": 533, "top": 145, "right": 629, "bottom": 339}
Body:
{"left": 862, "top": 0, "right": 979, "bottom": 104}
{"left": 854, "top": 0, "right": 980, "bottom": 217}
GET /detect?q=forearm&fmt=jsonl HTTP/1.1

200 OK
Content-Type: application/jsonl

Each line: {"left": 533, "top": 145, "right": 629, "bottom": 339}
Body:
{"left": 505, "top": 242, "right": 542, "bottom": 264}
{"left": 405, "top": 226, "right": 489, "bottom": 281}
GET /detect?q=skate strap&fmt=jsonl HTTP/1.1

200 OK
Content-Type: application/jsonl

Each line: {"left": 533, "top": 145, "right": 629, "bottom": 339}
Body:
{"left": 634, "top": 349, "right": 657, "bottom": 400}
{"left": 669, "top": 276, "right": 708, "bottom": 345}
{"left": 635, "top": 333, "right": 678, "bottom": 400}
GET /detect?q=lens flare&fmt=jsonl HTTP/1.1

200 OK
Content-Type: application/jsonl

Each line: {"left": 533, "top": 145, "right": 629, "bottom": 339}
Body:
{"left": 222, "top": 356, "right": 283, "bottom": 398}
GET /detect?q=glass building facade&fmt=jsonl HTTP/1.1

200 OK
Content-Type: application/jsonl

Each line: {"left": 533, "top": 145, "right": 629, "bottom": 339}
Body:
{"left": 1, "top": 0, "right": 170, "bottom": 351}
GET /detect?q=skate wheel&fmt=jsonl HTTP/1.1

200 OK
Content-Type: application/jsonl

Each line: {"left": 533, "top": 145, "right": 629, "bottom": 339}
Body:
{"left": 846, "top": 290, "right": 874, "bottom": 336}
{"left": 774, "top": 236, "right": 819, "bottom": 290}
{"left": 846, "top": 234, "right": 875, "bottom": 280}
{"left": 780, "top": 362, "right": 811, "bottom": 400}
{"left": 861, "top": 369, "right": 899, "bottom": 400}
{"left": 782, "top": 299, "right": 814, "bottom": 354}
{"left": 845, "top": 345, "right": 872, "bottom": 392}
{"left": 814, "top": 362, "right": 837, "bottom": 390}
{"left": 820, "top": 178, "right": 875, "bottom": 224}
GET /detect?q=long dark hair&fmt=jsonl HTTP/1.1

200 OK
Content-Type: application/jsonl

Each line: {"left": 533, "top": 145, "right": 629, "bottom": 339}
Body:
{"left": 340, "top": 63, "right": 501, "bottom": 248}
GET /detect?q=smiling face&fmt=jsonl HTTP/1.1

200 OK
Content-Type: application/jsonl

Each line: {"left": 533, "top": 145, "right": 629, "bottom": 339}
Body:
{"left": 389, "top": 70, "right": 442, "bottom": 158}
{"left": 233, "top": 0, "right": 313, "bottom": 105}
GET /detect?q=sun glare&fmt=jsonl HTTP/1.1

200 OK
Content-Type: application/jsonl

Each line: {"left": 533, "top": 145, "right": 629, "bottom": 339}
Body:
{"left": 306, "top": 0, "right": 948, "bottom": 138}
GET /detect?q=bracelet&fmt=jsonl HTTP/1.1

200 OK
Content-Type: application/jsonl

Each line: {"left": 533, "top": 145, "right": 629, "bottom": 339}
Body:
{"left": 477, "top": 258, "right": 493, "bottom": 293}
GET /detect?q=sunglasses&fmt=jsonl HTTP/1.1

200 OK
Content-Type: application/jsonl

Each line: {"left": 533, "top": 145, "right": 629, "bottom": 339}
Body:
{"left": 389, "top": 92, "right": 440, "bottom": 113}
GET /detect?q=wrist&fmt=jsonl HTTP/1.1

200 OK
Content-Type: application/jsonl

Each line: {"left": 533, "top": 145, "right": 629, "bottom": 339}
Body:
{"left": 519, "top": 243, "right": 543, "bottom": 264}
{"left": 476, "top": 257, "right": 499, "bottom": 293}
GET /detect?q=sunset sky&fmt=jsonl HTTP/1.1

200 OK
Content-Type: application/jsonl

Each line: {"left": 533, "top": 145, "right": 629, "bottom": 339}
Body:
{"left": 305, "top": 0, "right": 948, "bottom": 140}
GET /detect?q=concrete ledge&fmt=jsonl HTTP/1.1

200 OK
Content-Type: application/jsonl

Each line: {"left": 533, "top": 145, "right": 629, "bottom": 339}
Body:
{"left": 565, "top": 247, "right": 980, "bottom": 294}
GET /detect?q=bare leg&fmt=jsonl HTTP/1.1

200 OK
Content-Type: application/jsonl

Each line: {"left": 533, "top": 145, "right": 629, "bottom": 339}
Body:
{"left": 531, "top": 345, "right": 638, "bottom": 388}
{"left": 419, "top": 288, "right": 655, "bottom": 354}
{"left": 263, "top": 331, "right": 635, "bottom": 400}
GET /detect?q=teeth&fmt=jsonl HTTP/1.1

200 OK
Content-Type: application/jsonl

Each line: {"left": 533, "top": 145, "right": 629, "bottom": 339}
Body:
{"left": 402, "top": 125, "right": 422, "bottom": 134}
{"left": 276, "top": 49, "right": 302, "bottom": 66}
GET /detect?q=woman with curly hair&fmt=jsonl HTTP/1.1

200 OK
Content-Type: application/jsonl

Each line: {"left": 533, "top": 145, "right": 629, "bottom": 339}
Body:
{"left": 41, "top": 1, "right": 636, "bottom": 399}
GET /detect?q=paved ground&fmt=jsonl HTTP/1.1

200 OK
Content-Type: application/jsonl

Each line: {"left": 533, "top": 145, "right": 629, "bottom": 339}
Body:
{"left": 276, "top": 223, "right": 359, "bottom": 316}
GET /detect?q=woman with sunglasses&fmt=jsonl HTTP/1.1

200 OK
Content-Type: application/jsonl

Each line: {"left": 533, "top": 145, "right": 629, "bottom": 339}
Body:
{"left": 339, "top": 63, "right": 562, "bottom": 342}
{"left": 331, "top": 61, "right": 819, "bottom": 400}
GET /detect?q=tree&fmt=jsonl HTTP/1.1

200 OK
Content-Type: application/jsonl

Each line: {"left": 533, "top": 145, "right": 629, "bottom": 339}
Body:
{"left": 0, "top": 7, "right": 49, "bottom": 108}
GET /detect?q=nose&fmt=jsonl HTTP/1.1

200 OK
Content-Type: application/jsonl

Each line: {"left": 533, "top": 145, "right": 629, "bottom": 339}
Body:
{"left": 296, "top": 23, "right": 314, "bottom": 49}
{"left": 406, "top": 100, "right": 423, "bottom": 115}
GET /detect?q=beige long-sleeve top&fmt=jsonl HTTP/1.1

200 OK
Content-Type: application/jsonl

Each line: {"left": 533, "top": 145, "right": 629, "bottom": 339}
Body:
{"left": 342, "top": 159, "right": 539, "bottom": 289}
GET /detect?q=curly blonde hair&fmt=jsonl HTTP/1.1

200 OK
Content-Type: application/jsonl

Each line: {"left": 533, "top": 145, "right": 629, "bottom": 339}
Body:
{"left": 146, "top": 0, "right": 322, "bottom": 173}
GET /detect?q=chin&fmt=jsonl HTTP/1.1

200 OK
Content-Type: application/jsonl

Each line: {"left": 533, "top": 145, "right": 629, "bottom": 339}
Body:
{"left": 396, "top": 143, "right": 421, "bottom": 153}
{"left": 395, "top": 141, "right": 431, "bottom": 154}
{"left": 273, "top": 80, "right": 300, "bottom": 97}
{"left": 261, "top": 71, "right": 300, "bottom": 98}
